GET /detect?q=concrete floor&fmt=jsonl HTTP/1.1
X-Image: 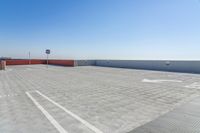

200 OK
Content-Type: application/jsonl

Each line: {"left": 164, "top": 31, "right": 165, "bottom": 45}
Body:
{"left": 129, "top": 96, "right": 200, "bottom": 133}
{"left": 1, "top": 65, "right": 200, "bottom": 133}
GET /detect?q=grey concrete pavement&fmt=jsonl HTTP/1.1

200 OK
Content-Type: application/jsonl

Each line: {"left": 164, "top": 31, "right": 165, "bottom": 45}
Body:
{"left": 129, "top": 97, "right": 200, "bottom": 133}
{"left": 1, "top": 65, "right": 200, "bottom": 133}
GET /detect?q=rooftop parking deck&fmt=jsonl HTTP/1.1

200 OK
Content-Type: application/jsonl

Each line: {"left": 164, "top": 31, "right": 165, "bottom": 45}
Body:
{"left": 1, "top": 65, "right": 200, "bottom": 133}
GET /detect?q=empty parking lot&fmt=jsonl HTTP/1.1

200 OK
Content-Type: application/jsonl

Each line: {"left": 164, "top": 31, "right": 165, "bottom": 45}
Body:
{"left": 1, "top": 65, "right": 200, "bottom": 133}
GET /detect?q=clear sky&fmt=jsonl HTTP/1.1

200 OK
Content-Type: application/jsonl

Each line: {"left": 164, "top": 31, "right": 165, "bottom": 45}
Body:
{"left": 0, "top": 0, "right": 200, "bottom": 60}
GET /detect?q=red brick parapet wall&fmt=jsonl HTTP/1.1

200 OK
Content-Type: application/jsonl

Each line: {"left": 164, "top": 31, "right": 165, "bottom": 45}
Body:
{"left": 48, "top": 60, "right": 74, "bottom": 66}
{"left": 5, "top": 59, "right": 46, "bottom": 65}
{"left": 5, "top": 59, "right": 74, "bottom": 67}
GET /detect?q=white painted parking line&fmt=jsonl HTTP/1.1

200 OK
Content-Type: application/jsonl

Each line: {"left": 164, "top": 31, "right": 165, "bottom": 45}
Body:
{"left": 0, "top": 94, "right": 18, "bottom": 99}
{"left": 185, "top": 82, "right": 200, "bottom": 89}
{"left": 26, "top": 92, "right": 68, "bottom": 133}
{"left": 36, "top": 90, "right": 104, "bottom": 133}
{"left": 142, "top": 79, "right": 182, "bottom": 83}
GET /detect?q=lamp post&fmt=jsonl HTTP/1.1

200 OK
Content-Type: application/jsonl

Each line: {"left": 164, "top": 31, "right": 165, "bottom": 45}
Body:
{"left": 46, "top": 49, "right": 50, "bottom": 68}
{"left": 28, "top": 52, "right": 31, "bottom": 65}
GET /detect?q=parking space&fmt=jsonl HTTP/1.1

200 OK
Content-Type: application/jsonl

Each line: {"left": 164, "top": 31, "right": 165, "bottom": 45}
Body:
{"left": 1, "top": 65, "right": 200, "bottom": 133}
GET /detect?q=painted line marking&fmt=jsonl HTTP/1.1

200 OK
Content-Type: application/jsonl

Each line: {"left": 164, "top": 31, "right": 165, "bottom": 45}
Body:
{"left": 26, "top": 92, "right": 68, "bottom": 133}
{"left": 142, "top": 79, "right": 182, "bottom": 83}
{"left": 36, "top": 90, "right": 103, "bottom": 133}
{"left": 0, "top": 94, "right": 18, "bottom": 99}
{"left": 185, "top": 82, "right": 200, "bottom": 89}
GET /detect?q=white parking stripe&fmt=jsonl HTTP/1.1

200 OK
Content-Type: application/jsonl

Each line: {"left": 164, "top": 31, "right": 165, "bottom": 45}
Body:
{"left": 26, "top": 92, "right": 68, "bottom": 133}
{"left": 0, "top": 94, "right": 18, "bottom": 99}
{"left": 142, "top": 79, "right": 182, "bottom": 83}
{"left": 36, "top": 90, "right": 104, "bottom": 133}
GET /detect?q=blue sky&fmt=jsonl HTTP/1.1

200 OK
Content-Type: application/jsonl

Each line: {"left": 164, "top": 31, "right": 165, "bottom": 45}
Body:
{"left": 0, "top": 0, "right": 200, "bottom": 60}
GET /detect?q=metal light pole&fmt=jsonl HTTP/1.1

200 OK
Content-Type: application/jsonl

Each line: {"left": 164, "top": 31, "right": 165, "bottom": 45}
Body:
{"left": 47, "top": 53, "right": 49, "bottom": 68}
{"left": 46, "top": 49, "right": 50, "bottom": 68}
{"left": 28, "top": 52, "right": 31, "bottom": 65}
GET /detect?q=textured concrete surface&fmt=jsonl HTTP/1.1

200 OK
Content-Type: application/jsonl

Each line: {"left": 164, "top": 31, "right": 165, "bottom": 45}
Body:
{"left": 129, "top": 97, "right": 200, "bottom": 133}
{"left": 1, "top": 65, "right": 200, "bottom": 133}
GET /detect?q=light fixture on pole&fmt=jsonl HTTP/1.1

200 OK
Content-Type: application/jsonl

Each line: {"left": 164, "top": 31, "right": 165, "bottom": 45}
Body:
{"left": 46, "top": 49, "right": 50, "bottom": 68}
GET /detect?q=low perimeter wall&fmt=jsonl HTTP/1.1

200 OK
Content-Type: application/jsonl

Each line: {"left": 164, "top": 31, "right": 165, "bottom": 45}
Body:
{"left": 5, "top": 59, "right": 74, "bottom": 66}
{"left": 95, "top": 60, "right": 200, "bottom": 74}
{"left": 48, "top": 60, "right": 74, "bottom": 66}
{"left": 74, "top": 60, "right": 96, "bottom": 66}
{"left": 4, "top": 59, "right": 200, "bottom": 74}
{"left": 5, "top": 59, "right": 46, "bottom": 65}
